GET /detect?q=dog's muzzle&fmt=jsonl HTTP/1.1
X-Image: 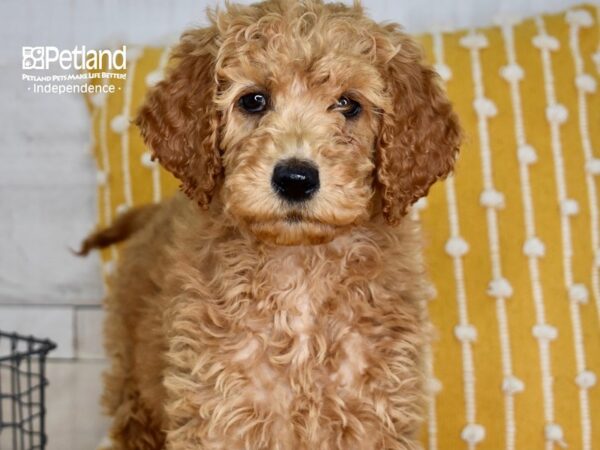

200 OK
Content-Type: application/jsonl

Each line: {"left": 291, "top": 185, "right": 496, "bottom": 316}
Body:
{"left": 271, "top": 158, "right": 320, "bottom": 203}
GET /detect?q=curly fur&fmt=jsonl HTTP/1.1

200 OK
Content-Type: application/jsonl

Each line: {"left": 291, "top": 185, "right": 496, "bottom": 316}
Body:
{"left": 87, "top": 1, "right": 461, "bottom": 449}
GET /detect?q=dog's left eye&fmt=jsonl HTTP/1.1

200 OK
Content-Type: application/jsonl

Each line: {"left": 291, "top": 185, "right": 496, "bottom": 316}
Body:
{"left": 334, "top": 96, "right": 362, "bottom": 118}
{"left": 239, "top": 92, "right": 268, "bottom": 114}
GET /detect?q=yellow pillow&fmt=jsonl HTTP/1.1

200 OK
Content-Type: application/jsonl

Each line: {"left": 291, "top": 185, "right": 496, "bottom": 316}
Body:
{"left": 85, "top": 5, "right": 600, "bottom": 449}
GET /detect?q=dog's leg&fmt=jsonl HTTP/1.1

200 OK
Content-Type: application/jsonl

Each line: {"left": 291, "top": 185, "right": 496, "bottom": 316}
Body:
{"left": 101, "top": 352, "right": 165, "bottom": 450}
{"left": 101, "top": 296, "right": 166, "bottom": 450}
{"left": 103, "top": 389, "right": 164, "bottom": 450}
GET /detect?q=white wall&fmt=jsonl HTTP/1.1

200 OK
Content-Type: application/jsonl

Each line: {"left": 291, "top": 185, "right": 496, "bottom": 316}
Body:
{"left": 0, "top": 0, "right": 592, "bottom": 359}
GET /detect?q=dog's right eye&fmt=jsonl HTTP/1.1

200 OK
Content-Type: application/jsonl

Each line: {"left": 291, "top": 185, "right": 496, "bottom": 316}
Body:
{"left": 239, "top": 93, "right": 268, "bottom": 114}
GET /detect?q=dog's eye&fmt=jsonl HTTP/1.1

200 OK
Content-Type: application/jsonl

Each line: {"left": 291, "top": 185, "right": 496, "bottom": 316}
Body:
{"left": 239, "top": 92, "right": 268, "bottom": 114}
{"left": 335, "top": 96, "right": 362, "bottom": 118}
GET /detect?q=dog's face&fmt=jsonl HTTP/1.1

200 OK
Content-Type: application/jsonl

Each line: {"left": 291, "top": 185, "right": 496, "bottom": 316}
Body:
{"left": 136, "top": 0, "right": 460, "bottom": 245}
{"left": 218, "top": 34, "right": 384, "bottom": 245}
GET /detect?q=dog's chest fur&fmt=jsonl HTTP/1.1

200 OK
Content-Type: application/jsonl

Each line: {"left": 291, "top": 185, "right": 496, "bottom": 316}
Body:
{"left": 165, "top": 223, "right": 428, "bottom": 449}
{"left": 234, "top": 244, "right": 368, "bottom": 403}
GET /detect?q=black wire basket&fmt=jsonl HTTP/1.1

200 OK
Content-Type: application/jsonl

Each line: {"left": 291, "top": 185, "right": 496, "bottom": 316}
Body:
{"left": 0, "top": 331, "right": 56, "bottom": 450}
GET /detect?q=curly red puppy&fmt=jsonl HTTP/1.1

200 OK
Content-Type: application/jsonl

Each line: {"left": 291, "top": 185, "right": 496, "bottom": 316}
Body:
{"left": 83, "top": 1, "right": 460, "bottom": 449}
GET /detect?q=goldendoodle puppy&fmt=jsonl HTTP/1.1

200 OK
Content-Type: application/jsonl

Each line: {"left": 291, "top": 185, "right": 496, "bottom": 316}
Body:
{"left": 81, "top": 1, "right": 460, "bottom": 449}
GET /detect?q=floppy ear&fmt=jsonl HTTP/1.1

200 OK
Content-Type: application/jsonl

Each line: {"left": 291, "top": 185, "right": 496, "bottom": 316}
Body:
{"left": 135, "top": 28, "right": 221, "bottom": 208}
{"left": 376, "top": 28, "right": 461, "bottom": 225}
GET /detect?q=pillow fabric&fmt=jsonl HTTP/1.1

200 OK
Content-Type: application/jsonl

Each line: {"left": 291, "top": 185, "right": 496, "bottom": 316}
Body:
{"left": 85, "top": 5, "right": 600, "bottom": 449}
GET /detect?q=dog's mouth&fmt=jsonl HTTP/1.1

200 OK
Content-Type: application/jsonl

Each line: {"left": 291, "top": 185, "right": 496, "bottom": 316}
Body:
{"left": 285, "top": 211, "right": 304, "bottom": 224}
{"left": 243, "top": 213, "right": 347, "bottom": 246}
{"left": 228, "top": 200, "right": 366, "bottom": 246}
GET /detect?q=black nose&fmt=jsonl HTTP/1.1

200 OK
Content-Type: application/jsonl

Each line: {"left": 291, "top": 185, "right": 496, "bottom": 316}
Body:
{"left": 271, "top": 158, "right": 320, "bottom": 202}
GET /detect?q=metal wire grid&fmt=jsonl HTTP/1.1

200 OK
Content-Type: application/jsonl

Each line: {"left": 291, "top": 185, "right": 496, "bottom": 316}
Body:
{"left": 0, "top": 332, "right": 56, "bottom": 450}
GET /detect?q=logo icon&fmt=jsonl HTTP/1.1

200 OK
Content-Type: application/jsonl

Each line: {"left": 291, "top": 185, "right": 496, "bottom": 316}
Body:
{"left": 22, "top": 47, "right": 45, "bottom": 70}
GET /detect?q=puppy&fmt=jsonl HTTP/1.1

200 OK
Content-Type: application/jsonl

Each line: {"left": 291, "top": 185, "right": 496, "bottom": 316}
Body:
{"left": 82, "top": 1, "right": 460, "bottom": 449}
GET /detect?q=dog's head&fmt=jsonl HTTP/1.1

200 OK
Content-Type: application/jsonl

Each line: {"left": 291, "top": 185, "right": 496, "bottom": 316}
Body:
{"left": 136, "top": 0, "right": 460, "bottom": 245}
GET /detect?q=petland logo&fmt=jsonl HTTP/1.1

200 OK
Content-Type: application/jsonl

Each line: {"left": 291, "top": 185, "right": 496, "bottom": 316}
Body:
{"left": 22, "top": 45, "right": 128, "bottom": 95}
{"left": 22, "top": 46, "right": 126, "bottom": 71}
